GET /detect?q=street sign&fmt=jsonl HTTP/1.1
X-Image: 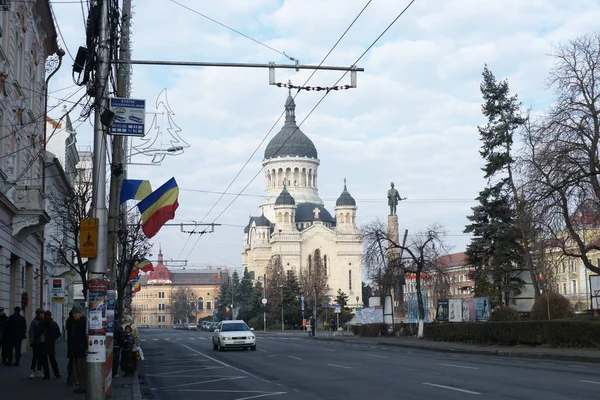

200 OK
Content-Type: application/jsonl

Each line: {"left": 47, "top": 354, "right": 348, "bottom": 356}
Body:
{"left": 109, "top": 97, "right": 146, "bottom": 136}
{"left": 301, "top": 296, "right": 305, "bottom": 301}
{"left": 262, "top": 298, "right": 268, "bottom": 305}
{"left": 334, "top": 304, "right": 342, "bottom": 314}
{"left": 79, "top": 218, "right": 99, "bottom": 258}
{"left": 301, "top": 295, "right": 305, "bottom": 311}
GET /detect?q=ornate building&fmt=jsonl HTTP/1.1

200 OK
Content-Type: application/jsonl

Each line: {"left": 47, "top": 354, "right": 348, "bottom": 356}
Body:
{"left": 0, "top": 1, "right": 62, "bottom": 326}
{"left": 132, "top": 249, "right": 228, "bottom": 327}
{"left": 242, "top": 94, "right": 363, "bottom": 305}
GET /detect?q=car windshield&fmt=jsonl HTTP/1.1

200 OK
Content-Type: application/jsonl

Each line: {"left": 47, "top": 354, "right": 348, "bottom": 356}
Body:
{"left": 220, "top": 323, "right": 250, "bottom": 332}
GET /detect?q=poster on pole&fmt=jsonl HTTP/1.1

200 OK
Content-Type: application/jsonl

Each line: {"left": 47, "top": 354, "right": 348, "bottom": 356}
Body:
{"left": 590, "top": 275, "right": 600, "bottom": 309}
{"left": 109, "top": 97, "right": 146, "bottom": 136}
{"left": 462, "top": 298, "right": 476, "bottom": 322}
{"left": 449, "top": 299, "right": 462, "bottom": 322}
{"left": 436, "top": 299, "right": 449, "bottom": 322}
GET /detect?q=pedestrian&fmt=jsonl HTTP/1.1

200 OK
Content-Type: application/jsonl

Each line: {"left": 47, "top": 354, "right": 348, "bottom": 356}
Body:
{"left": 42, "top": 311, "right": 61, "bottom": 379}
{"left": 112, "top": 313, "right": 123, "bottom": 378}
{"left": 65, "top": 309, "right": 75, "bottom": 385}
{"left": 309, "top": 315, "right": 316, "bottom": 337}
{"left": 0, "top": 307, "right": 8, "bottom": 365}
{"left": 28, "top": 308, "right": 45, "bottom": 379}
{"left": 119, "top": 325, "right": 136, "bottom": 376}
{"left": 68, "top": 306, "right": 87, "bottom": 394}
{"left": 5, "top": 306, "right": 26, "bottom": 367}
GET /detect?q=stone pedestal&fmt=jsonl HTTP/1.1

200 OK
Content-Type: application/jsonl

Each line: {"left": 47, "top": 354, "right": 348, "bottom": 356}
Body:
{"left": 387, "top": 215, "right": 399, "bottom": 255}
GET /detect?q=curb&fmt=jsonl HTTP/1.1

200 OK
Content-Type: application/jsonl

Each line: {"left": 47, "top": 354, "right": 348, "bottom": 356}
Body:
{"left": 132, "top": 372, "right": 142, "bottom": 400}
{"left": 309, "top": 336, "right": 600, "bottom": 364}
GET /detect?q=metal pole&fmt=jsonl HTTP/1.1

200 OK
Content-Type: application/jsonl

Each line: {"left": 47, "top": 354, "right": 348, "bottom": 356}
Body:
{"left": 281, "top": 284, "right": 284, "bottom": 331}
{"left": 263, "top": 276, "right": 266, "bottom": 332}
{"left": 112, "top": 59, "right": 364, "bottom": 71}
{"left": 87, "top": 0, "right": 110, "bottom": 399}
{"left": 231, "top": 277, "right": 234, "bottom": 320}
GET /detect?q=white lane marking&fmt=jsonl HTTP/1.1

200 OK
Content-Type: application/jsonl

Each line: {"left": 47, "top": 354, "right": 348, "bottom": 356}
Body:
{"left": 190, "top": 338, "right": 195, "bottom": 340}
{"left": 581, "top": 380, "right": 600, "bottom": 385}
{"left": 235, "top": 393, "right": 288, "bottom": 400}
{"left": 422, "top": 382, "right": 480, "bottom": 395}
{"left": 322, "top": 348, "right": 335, "bottom": 352}
{"left": 151, "top": 367, "right": 223, "bottom": 376}
{"left": 512, "top": 360, "right": 525, "bottom": 363}
{"left": 153, "top": 338, "right": 159, "bottom": 341}
{"left": 182, "top": 344, "right": 263, "bottom": 381}
{"left": 165, "top": 338, "right": 171, "bottom": 341}
{"left": 569, "top": 365, "right": 585, "bottom": 368}
{"left": 155, "top": 376, "right": 245, "bottom": 390}
{"left": 199, "top": 337, "right": 207, "bottom": 340}
{"left": 539, "top": 362, "right": 553, "bottom": 366}
{"left": 366, "top": 354, "right": 389, "bottom": 359}
{"left": 327, "top": 363, "right": 352, "bottom": 369}
{"left": 258, "top": 349, "right": 268, "bottom": 353}
{"left": 141, "top": 339, "right": 147, "bottom": 342}
{"left": 156, "top": 389, "right": 287, "bottom": 399}
{"left": 439, "top": 363, "right": 479, "bottom": 370}
{"left": 288, "top": 356, "right": 302, "bottom": 360}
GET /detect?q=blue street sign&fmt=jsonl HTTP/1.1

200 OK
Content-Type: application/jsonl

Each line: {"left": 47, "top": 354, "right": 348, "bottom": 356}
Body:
{"left": 109, "top": 97, "right": 146, "bottom": 136}
{"left": 301, "top": 296, "right": 305, "bottom": 301}
{"left": 213, "top": 311, "right": 217, "bottom": 317}
{"left": 334, "top": 304, "right": 342, "bottom": 314}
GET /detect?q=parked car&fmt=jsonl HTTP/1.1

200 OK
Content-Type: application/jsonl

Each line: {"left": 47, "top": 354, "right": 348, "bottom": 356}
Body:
{"left": 188, "top": 323, "right": 198, "bottom": 330}
{"left": 139, "top": 324, "right": 150, "bottom": 329}
{"left": 201, "top": 321, "right": 211, "bottom": 331}
{"left": 212, "top": 320, "right": 256, "bottom": 351}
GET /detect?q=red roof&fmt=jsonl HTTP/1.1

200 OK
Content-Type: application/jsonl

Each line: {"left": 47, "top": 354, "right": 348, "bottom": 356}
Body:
{"left": 147, "top": 248, "right": 171, "bottom": 280}
{"left": 436, "top": 252, "right": 468, "bottom": 268}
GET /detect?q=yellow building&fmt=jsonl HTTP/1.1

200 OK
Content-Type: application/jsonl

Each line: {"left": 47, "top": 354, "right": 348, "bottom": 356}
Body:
{"left": 131, "top": 250, "right": 228, "bottom": 327}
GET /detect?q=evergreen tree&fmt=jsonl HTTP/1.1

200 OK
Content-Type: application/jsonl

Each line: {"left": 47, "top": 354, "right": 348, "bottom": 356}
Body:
{"left": 335, "top": 289, "right": 353, "bottom": 326}
{"left": 282, "top": 270, "right": 302, "bottom": 327}
{"left": 217, "top": 277, "right": 231, "bottom": 320}
{"left": 464, "top": 66, "right": 526, "bottom": 306}
{"left": 239, "top": 267, "right": 256, "bottom": 321}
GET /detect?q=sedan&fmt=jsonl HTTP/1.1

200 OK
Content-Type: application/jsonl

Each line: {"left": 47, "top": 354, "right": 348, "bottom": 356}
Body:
{"left": 212, "top": 320, "right": 256, "bottom": 351}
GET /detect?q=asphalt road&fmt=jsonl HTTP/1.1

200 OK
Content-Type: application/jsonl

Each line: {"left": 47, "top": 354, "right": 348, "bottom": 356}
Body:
{"left": 138, "top": 328, "right": 600, "bottom": 400}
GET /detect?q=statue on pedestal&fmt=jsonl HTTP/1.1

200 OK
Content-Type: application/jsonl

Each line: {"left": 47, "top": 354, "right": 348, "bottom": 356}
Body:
{"left": 387, "top": 182, "right": 406, "bottom": 216}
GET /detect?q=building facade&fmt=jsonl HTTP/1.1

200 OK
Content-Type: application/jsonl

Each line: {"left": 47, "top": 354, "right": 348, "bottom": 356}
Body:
{"left": 131, "top": 249, "right": 227, "bottom": 327}
{"left": 0, "top": 1, "right": 61, "bottom": 327}
{"left": 241, "top": 94, "right": 363, "bottom": 305}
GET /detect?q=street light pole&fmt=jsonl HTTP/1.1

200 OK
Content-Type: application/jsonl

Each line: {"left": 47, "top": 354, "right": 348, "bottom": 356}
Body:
{"left": 263, "top": 276, "right": 267, "bottom": 332}
{"left": 280, "top": 284, "right": 284, "bottom": 331}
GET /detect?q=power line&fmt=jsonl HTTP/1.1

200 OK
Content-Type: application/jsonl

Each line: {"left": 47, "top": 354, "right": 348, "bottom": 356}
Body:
{"left": 167, "top": 0, "right": 296, "bottom": 62}
{"left": 181, "top": 1, "right": 379, "bottom": 260}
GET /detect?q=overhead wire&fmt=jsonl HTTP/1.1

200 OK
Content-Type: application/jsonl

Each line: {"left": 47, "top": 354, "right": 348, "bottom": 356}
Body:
{"left": 167, "top": 0, "right": 297, "bottom": 62}
{"left": 180, "top": 0, "right": 379, "bottom": 260}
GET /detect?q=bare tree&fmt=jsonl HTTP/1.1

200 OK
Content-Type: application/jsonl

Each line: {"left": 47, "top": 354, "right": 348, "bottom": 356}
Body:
{"left": 363, "top": 220, "right": 450, "bottom": 338}
{"left": 171, "top": 287, "right": 198, "bottom": 324}
{"left": 115, "top": 214, "right": 152, "bottom": 311}
{"left": 299, "top": 249, "right": 328, "bottom": 320}
{"left": 521, "top": 32, "right": 600, "bottom": 275}
{"left": 46, "top": 167, "right": 92, "bottom": 299}
{"left": 265, "top": 255, "right": 284, "bottom": 317}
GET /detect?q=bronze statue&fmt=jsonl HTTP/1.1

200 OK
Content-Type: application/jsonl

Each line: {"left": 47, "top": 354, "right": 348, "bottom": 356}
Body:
{"left": 387, "top": 182, "right": 406, "bottom": 216}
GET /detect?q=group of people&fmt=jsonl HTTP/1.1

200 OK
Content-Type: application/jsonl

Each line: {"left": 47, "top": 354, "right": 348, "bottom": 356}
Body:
{"left": 0, "top": 305, "right": 142, "bottom": 395}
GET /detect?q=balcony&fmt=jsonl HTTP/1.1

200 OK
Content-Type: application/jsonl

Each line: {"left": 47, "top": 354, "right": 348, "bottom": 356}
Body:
{"left": 11, "top": 186, "right": 50, "bottom": 239}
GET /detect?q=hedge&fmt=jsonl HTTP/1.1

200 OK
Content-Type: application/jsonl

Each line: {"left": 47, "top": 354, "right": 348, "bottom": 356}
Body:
{"left": 424, "top": 320, "right": 600, "bottom": 348}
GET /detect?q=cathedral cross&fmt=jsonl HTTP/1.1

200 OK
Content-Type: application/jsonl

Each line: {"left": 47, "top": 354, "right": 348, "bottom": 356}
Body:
{"left": 313, "top": 207, "right": 321, "bottom": 219}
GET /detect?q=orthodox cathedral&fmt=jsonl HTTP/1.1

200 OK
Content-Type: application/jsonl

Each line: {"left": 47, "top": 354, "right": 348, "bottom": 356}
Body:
{"left": 242, "top": 94, "right": 363, "bottom": 305}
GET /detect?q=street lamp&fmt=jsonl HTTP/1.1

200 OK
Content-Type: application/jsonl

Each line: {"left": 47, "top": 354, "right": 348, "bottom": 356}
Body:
{"left": 280, "top": 283, "right": 284, "bottom": 331}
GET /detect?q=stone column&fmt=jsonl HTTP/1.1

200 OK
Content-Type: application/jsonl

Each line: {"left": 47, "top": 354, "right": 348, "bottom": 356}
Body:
{"left": 384, "top": 215, "right": 400, "bottom": 324}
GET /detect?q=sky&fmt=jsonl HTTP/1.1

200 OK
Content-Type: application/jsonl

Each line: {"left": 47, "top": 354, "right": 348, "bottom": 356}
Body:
{"left": 47, "top": 0, "right": 600, "bottom": 276}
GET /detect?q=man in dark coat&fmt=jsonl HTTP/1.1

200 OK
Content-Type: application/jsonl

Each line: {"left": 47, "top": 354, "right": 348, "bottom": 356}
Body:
{"left": 5, "top": 306, "right": 26, "bottom": 366}
{"left": 0, "top": 307, "right": 9, "bottom": 365}
{"left": 112, "top": 312, "right": 123, "bottom": 378}
{"left": 42, "top": 311, "right": 61, "bottom": 378}
{"left": 68, "top": 306, "right": 87, "bottom": 394}
{"left": 29, "top": 308, "right": 45, "bottom": 378}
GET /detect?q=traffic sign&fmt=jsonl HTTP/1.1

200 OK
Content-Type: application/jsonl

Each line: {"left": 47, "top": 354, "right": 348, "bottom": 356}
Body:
{"left": 79, "top": 218, "right": 99, "bottom": 258}
{"left": 262, "top": 298, "right": 268, "bottom": 305}
{"left": 109, "top": 97, "right": 146, "bottom": 136}
{"left": 334, "top": 304, "right": 342, "bottom": 314}
{"left": 301, "top": 296, "right": 305, "bottom": 301}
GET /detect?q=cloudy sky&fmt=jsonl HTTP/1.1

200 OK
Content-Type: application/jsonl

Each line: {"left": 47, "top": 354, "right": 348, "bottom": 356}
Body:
{"left": 48, "top": 0, "right": 600, "bottom": 276}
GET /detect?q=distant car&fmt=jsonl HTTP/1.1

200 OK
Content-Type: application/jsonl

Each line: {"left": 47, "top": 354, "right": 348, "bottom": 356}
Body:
{"left": 212, "top": 320, "right": 256, "bottom": 351}
{"left": 139, "top": 324, "right": 150, "bottom": 329}
{"left": 201, "top": 321, "right": 211, "bottom": 331}
{"left": 188, "top": 323, "right": 198, "bottom": 330}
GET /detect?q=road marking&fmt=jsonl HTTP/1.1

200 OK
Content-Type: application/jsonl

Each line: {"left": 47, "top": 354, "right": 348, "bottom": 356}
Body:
{"left": 288, "top": 356, "right": 302, "bottom": 360}
{"left": 182, "top": 344, "right": 263, "bottom": 381}
{"left": 141, "top": 339, "right": 147, "bottom": 342}
{"left": 569, "top": 365, "right": 585, "bottom": 368}
{"left": 153, "top": 338, "right": 159, "bottom": 341}
{"left": 422, "top": 382, "right": 480, "bottom": 395}
{"left": 439, "top": 363, "right": 479, "bottom": 370}
{"left": 154, "top": 376, "right": 245, "bottom": 390}
{"left": 366, "top": 354, "right": 389, "bottom": 359}
{"left": 236, "top": 393, "right": 288, "bottom": 400}
{"left": 151, "top": 366, "right": 223, "bottom": 376}
{"left": 512, "top": 360, "right": 525, "bottom": 363}
{"left": 322, "top": 348, "right": 335, "bottom": 352}
{"left": 165, "top": 338, "right": 172, "bottom": 341}
{"left": 539, "top": 362, "right": 553, "bottom": 366}
{"left": 581, "top": 380, "right": 600, "bottom": 385}
{"left": 327, "top": 363, "right": 352, "bottom": 369}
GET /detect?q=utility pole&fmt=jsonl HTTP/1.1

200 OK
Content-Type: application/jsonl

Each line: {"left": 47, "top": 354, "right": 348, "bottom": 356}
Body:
{"left": 87, "top": 0, "right": 110, "bottom": 399}
{"left": 106, "top": 0, "right": 132, "bottom": 395}
{"left": 263, "top": 274, "right": 266, "bottom": 332}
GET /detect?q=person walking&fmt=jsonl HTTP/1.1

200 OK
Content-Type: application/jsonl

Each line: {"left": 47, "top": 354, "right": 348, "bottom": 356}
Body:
{"left": 112, "top": 313, "right": 123, "bottom": 378}
{"left": 119, "top": 325, "right": 136, "bottom": 376}
{"left": 65, "top": 310, "right": 75, "bottom": 385}
{"left": 5, "top": 306, "right": 26, "bottom": 367}
{"left": 28, "top": 308, "right": 45, "bottom": 379}
{"left": 42, "top": 311, "right": 61, "bottom": 379}
{"left": 68, "top": 306, "right": 87, "bottom": 394}
{"left": 0, "top": 307, "right": 9, "bottom": 365}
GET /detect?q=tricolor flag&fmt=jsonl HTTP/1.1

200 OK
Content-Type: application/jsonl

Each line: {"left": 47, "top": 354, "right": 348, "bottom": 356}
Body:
{"left": 137, "top": 178, "right": 179, "bottom": 238}
{"left": 133, "top": 280, "right": 141, "bottom": 292}
{"left": 120, "top": 180, "right": 152, "bottom": 205}
{"left": 129, "top": 258, "right": 154, "bottom": 280}
{"left": 225, "top": 306, "right": 230, "bottom": 313}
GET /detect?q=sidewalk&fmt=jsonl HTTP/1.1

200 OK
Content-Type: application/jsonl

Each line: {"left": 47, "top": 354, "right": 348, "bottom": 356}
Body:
{"left": 308, "top": 333, "right": 600, "bottom": 363}
{"left": 0, "top": 340, "right": 142, "bottom": 399}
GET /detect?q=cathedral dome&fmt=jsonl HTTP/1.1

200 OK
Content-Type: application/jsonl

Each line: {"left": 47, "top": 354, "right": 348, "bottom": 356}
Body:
{"left": 295, "top": 203, "right": 334, "bottom": 223}
{"left": 275, "top": 184, "right": 295, "bottom": 206}
{"left": 264, "top": 94, "right": 318, "bottom": 160}
{"left": 336, "top": 179, "right": 356, "bottom": 207}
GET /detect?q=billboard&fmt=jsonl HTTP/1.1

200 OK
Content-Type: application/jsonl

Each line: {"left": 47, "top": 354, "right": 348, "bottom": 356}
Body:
{"left": 449, "top": 299, "right": 462, "bottom": 322}
{"left": 436, "top": 299, "right": 449, "bottom": 322}
{"left": 475, "top": 297, "right": 491, "bottom": 321}
{"left": 591, "top": 275, "right": 600, "bottom": 310}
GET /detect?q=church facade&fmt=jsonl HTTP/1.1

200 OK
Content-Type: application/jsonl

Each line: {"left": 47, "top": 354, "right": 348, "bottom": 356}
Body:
{"left": 242, "top": 94, "right": 363, "bottom": 306}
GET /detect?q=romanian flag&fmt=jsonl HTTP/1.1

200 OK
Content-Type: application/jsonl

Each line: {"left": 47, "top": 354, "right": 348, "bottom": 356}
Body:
{"left": 129, "top": 258, "right": 154, "bottom": 280}
{"left": 225, "top": 306, "right": 230, "bottom": 313}
{"left": 133, "top": 280, "right": 141, "bottom": 292}
{"left": 137, "top": 178, "right": 179, "bottom": 238}
{"left": 120, "top": 180, "right": 152, "bottom": 205}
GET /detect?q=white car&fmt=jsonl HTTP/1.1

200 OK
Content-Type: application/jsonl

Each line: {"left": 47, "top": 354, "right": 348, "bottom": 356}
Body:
{"left": 188, "top": 323, "right": 198, "bottom": 330}
{"left": 212, "top": 320, "right": 256, "bottom": 351}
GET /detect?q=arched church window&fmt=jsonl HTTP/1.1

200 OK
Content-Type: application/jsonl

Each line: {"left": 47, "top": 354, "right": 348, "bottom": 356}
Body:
{"left": 198, "top": 297, "right": 204, "bottom": 310}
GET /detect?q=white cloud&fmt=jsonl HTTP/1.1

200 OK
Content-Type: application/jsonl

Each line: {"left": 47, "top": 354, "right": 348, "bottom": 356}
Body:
{"left": 47, "top": 0, "right": 599, "bottom": 272}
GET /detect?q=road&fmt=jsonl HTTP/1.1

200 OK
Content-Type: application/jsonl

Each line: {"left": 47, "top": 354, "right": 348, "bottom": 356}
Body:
{"left": 138, "top": 328, "right": 600, "bottom": 400}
